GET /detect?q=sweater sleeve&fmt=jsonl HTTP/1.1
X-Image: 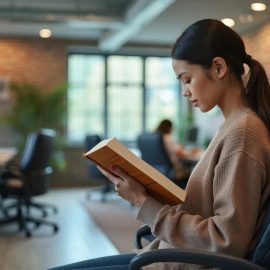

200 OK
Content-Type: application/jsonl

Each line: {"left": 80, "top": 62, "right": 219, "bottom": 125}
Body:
{"left": 136, "top": 152, "right": 265, "bottom": 257}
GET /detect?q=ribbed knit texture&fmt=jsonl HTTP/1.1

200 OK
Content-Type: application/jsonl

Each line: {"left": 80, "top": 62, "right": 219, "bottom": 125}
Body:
{"left": 136, "top": 108, "right": 270, "bottom": 270}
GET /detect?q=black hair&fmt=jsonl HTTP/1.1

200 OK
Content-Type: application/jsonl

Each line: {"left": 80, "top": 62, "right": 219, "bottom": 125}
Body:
{"left": 171, "top": 19, "right": 270, "bottom": 133}
{"left": 155, "top": 119, "right": 173, "bottom": 135}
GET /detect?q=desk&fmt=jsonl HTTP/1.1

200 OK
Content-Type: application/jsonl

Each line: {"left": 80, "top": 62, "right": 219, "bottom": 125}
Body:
{"left": 0, "top": 148, "right": 16, "bottom": 166}
{"left": 178, "top": 150, "right": 204, "bottom": 171}
{"left": 179, "top": 156, "right": 200, "bottom": 167}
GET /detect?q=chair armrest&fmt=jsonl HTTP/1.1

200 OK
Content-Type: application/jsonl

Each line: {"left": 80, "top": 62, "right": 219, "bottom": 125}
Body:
{"left": 129, "top": 248, "right": 267, "bottom": 270}
{"left": 134, "top": 225, "right": 154, "bottom": 249}
{"left": 24, "top": 166, "right": 53, "bottom": 177}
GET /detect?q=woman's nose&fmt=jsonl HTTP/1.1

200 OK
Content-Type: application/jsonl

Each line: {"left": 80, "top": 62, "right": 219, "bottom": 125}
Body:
{"left": 182, "top": 86, "right": 191, "bottom": 97}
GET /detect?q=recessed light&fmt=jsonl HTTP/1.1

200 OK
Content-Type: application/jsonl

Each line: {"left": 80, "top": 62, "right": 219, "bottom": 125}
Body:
{"left": 251, "top": 3, "right": 267, "bottom": 11}
{"left": 221, "top": 18, "right": 235, "bottom": 27}
{"left": 39, "top": 28, "right": 52, "bottom": 38}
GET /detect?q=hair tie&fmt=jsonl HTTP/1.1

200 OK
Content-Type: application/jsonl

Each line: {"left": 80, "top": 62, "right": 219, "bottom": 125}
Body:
{"left": 241, "top": 63, "right": 251, "bottom": 92}
{"left": 245, "top": 54, "right": 252, "bottom": 64}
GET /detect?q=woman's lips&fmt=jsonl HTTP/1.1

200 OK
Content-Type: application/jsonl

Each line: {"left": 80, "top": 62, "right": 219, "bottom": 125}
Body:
{"left": 190, "top": 99, "right": 199, "bottom": 107}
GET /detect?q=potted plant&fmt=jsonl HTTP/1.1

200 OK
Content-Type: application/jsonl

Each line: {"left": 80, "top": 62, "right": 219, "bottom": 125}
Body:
{"left": 177, "top": 111, "right": 194, "bottom": 144}
{"left": 4, "top": 82, "right": 67, "bottom": 170}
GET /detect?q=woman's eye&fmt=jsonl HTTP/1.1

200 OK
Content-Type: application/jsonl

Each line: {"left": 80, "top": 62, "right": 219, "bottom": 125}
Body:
{"left": 183, "top": 79, "right": 191, "bottom": 84}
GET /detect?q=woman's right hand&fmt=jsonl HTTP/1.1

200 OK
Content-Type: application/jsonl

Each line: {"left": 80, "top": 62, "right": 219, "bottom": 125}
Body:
{"left": 97, "top": 165, "right": 149, "bottom": 207}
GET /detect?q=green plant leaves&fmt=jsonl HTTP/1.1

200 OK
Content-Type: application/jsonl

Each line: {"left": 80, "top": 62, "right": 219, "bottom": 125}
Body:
{"left": 4, "top": 82, "right": 67, "bottom": 170}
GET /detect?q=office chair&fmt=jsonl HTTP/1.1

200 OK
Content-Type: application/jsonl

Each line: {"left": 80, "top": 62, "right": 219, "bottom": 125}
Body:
{"left": 131, "top": 196, "right": 270, "bottom": 270}
{"left": 1, "top": 154, "right": 57, "bottom": 218}
{"left": 184, "top": 125, "right": 199, "bottom": 146}
{"left": 137, "top": 133, "right": 188, "bottom": 189}
{"left": 0, "top": 129, "right": 59, "bottom": 237}
{"left": 85, "top": 134, "right": 113, "bottom": 201}
{"left": 137, "top": 133, "right": 173, "bottom": 177}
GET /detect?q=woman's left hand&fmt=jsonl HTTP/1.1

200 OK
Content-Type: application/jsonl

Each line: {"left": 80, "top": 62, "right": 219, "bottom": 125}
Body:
{"left": 97, "top": 165, "right": 149, "bottom": 207}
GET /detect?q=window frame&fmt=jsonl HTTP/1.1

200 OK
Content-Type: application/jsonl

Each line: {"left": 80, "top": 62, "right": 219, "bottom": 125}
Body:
{"left": 66, "top": 49, "right": 183, "bottom": 146}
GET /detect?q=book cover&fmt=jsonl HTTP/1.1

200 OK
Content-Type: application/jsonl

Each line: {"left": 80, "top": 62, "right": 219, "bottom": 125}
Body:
{"left": 83, "top": 137, "right": 186, "bottom": 205}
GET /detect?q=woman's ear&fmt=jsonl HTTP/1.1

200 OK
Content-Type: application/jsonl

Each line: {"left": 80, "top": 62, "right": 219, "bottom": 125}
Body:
{"left": 212, "top": 57, "right": 227, "bottom": 79}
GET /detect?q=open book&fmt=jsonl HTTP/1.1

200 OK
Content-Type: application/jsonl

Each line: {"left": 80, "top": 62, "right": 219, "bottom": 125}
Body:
{"left": 83, "top": 137, "right": 186, "bottom": 205}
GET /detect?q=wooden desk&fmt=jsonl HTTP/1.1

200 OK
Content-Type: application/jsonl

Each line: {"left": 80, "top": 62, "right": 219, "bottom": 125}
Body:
{"left": 0, "top": 148, "right": 16, "bottom": 166}
{"left": 178, "top": 150, "right": 204, "bottom": 171}
{"left": 179, "top": 156, "right": 200, "bottom": 167}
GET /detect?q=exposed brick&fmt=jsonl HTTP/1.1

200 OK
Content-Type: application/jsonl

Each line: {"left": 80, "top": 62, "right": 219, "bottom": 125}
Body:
{"left": 243, "top": 24, "right": 270, "bottom": 77}
{"left": 0, "top": 37, "right": 96, "bottom": 91}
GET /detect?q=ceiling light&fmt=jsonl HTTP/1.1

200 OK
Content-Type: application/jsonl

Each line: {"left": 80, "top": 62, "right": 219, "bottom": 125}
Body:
{"left": 39, "top": 28, "right": 52, "bottom": 38}
{"left": 221, "top": 18, "right": 235, "bottom": 27}
{"left": 251, "top": 3, "right": 267, "bottom": 11}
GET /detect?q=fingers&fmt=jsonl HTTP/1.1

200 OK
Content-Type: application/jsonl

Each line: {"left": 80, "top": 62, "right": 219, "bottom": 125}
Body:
{"left": 114, "top": 180, "right": 121, "bottom": 195}
{"left": 97, "top": 165, "right": 133, "bottom": 198}
{"left": 110, "top": 165, "right": 131, "bottom": 181}
{"left": 97, "top": 165, "right": 107, "bottom": 175}
{"left": 97, "top": 165, "right": 119, "bottom": 185}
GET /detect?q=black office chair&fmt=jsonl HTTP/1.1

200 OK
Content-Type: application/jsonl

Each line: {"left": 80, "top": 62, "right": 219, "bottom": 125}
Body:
{"left": 184, "top": 125, "right": 199, "bottom": 146}
{"left": 1, "top": 156, "right": 57, "bottom": 218}
{"left": 137, "top": 133, "right": 188, "bottom": 189}
{"left": 131, "top": 197, "right": 270, "bottom": 270}
{"left": 0, "top": 129, "right": 59, "bottom": 237}
{"left": 85, "top": 134, "right": 113, "bottom": 201}
{"left": 137, "top": 133, "right": 173, "bottom": 177}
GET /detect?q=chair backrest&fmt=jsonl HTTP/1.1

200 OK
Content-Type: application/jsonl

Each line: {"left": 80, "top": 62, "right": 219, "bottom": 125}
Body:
{"left": 85, "top": 134, "right": 102, "bottom": 150}
{"left": 137, "top": 133, "right": 173, "bottom": 177}
{"left": 20, "top": 129, "right": 55, "bottom": 171}
{"left": 247, "top": 196, "right": 270, "bottom": 268}
{"left": 85, "top": 134, "right": 104, "bottom": 179}
{"left": 20, "top": 129, "right": 55, "bottom": 195}
{"left": 184, "top": 126, "right": 198, "bottom": 146}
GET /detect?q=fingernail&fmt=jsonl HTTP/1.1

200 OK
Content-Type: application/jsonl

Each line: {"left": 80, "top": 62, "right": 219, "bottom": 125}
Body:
{"left": 110, "top": 164, "right": 117, "bottom": 171}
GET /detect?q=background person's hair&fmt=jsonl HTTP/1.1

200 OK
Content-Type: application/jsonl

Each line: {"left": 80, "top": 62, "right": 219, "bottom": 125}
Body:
{"left": 171, "top": 19, "right": 270, "bottom": 133}
{"left": 155, "top": 119, "right": 173, "bottom": 135}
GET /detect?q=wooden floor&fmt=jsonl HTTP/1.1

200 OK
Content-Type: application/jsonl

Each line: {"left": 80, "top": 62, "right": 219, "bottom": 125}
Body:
{"left": 0, "top": 188, "right": 119, "bottom": 270}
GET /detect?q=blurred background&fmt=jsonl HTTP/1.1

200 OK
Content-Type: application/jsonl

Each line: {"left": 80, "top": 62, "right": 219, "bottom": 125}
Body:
{"left": 1, "top": 0, "right": 270, "bottom": 187}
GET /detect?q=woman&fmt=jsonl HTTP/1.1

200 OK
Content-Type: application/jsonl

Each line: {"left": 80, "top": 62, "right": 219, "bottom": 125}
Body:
{"left": 50, "top": 19, "right": 270, "bottom": 270}
{"left": 155, "top": 119, "right": 198, "bottom": 181}
{"left": 155, "top": 119, "right": 198, "bottom": 159}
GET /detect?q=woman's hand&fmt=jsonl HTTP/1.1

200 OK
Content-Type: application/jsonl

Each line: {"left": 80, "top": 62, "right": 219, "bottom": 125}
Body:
{"left": 97, "top": 165, "right": 149, "bottom": 207}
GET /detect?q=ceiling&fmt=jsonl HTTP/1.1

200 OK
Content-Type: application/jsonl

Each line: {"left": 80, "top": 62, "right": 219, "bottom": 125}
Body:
{"left": 0, "top": 0, "right": 270, "bottom": 52}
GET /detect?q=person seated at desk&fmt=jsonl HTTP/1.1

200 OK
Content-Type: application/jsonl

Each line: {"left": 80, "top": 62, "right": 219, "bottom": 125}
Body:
{"left": 155, "top": 119, "right": 200, "bottom": 180}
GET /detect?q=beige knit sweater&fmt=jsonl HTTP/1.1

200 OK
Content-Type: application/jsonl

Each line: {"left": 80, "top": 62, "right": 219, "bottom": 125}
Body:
{"left": 136, "top": 108, "right": 270, "bottom": 270}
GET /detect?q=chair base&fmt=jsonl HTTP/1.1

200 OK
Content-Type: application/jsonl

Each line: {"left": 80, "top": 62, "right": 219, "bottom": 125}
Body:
{"left": 2, "top": 200, "right": 58, "bottom": 218}
{"left": 0, "top": 206, "right": 59, "bottom": 237}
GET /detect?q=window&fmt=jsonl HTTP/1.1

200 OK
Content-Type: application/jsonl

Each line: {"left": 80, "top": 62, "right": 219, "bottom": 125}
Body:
{"left": 67, "top": 55, "right": 105, "bottom": 143}
{"left": 107, "top": 56, "right": 143, "bottom": 140}
{"left": 67, "top": 53, "right": 182, "bottom": 145}
{"left": 145, "top": 57, "right": 180, "bottom": 132}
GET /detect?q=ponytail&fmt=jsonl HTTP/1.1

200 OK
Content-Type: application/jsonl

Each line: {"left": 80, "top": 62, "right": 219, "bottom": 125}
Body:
{"left": 171, "top": 19, "right": 270, "bottom": 133}
{"left": 245, "top": 58, "right": 270, "bottom": 134}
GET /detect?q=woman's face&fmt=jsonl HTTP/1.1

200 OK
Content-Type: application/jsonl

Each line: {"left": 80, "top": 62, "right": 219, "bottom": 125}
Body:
{"left": 172, "top": 59, "right": 226, "bottom": 113}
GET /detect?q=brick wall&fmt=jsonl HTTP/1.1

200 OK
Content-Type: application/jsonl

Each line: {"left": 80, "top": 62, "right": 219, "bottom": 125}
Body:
{"left": 0, "top": 38, "right": 69, "bottom": 91}
{"left": 243, "top": 23, "right": 270, "bottom": 76}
